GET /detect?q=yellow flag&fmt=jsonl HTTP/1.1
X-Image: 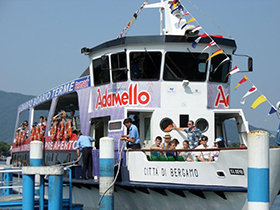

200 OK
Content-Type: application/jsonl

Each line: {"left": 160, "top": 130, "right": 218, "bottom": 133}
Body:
{"left": 186, "top": 17, "right": 195, "bottom": 25}
{"left": 251, "top": 95, "right": 267, "bottom": 109}
{"left": 206, "top": 49, "right": 223, "bottom": 63}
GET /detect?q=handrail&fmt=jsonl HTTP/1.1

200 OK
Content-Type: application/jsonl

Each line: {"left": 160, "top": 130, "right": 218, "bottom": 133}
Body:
{"left": 126, "top": 147, "right": 249, "bottom": 152}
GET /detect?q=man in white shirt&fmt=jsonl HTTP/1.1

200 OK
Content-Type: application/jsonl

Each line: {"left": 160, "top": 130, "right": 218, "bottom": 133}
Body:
{"left": 194, "top": 136, "right": 211, "bottom": 162}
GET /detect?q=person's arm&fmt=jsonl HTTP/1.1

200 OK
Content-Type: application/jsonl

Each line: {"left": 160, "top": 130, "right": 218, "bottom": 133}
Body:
{"left": 77, "top": 148, "right": 81, "bottom": 161}
{"left": 196, "top": 153, "right": 204, "bottom": 162}
{"left": 150, "top": 145, "right": 162, "bottom": 150}
{"left": 173, "top": 123, "right": 185, "bottom": 131}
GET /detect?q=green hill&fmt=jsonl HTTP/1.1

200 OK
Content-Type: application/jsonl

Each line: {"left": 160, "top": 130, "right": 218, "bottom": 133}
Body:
{"left": 0, "top": 90, "right": 34, "bottom": 143}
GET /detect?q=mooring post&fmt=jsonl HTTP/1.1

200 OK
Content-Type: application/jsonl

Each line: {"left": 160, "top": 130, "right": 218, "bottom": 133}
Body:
{"left": 248, "top": 130, "right": 270, "bottom": 210}
{"left": 48, "top": 173, "right": 63, "bottom": 210}
{"left": 30, "top": 140, "right": 44, "bottom": 209}
{"left": 99, "top": 137, "right": 114, "bottom": 210}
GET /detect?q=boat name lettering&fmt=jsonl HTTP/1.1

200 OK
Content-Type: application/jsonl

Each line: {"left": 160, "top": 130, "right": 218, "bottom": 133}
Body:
{"left": 170, "top": 167, "right": 199, "bottom": 178}
{"left": 143, "top": 167, "right": 199, "bottom": 178}
{"left": 144, "top": 167, "right": 160, "bottom": 176}
{"left": 96, "top": 83, "right": 151, "bottom": 109}
{"left": 229, "top": 168, "right": 244, "bottom": 175}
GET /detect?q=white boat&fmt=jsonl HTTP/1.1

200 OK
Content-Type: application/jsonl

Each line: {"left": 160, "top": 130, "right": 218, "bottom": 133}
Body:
{"left": 11, "top": 0, "right": 280, "bottom": 209}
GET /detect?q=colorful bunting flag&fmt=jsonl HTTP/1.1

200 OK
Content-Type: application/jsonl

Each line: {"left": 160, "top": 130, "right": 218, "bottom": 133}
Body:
{"left": 268, "top": 107, "right": 277, "bottom": 115}
{"left": 201, "top": 41, "right": 216, "bottom": 53}
{"left": 192, "top": 36, "right": 201, "bottom": 48}
{"left": 235, "top": 75, "right": 248, "bottom": 90}
{"left": 170, "top": 0, "right": 178, "bottom": 9}
{"left": 251, "top": 95, "right": 267, "bottom": 109}
{"left": 171, "top": 4, "right": 183, "bottom": 14}
{"left": 181, "top": 17, "right": 196, "bottom": 29}
{"left": 178, "top": 11, "right": 189, "bottom": 27}
{"left": 206, "top": 49, "right": 223, "bottom": 63}
{"left": 240, "top": 86, "right": 257, "bottom": 104}
{"left": 212, "top": 57, "right": 230, "bottom": 73}
{"left": 191, "top": 25, "right": 202, "bottom": 33}
{"left": 228, "top": 66, "right": 240, "bottom": 76}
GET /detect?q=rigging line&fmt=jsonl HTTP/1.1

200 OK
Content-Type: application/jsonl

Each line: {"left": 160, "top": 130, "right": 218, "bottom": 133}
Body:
{"left": 186, "top": 0, "right": 234, "bottom": 39}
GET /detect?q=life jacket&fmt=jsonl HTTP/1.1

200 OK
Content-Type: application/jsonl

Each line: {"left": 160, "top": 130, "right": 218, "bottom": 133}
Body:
{"left": 50, "top": 122, "right": 58, "bottom": 141}
{"left": 57, "top": 120, "right": 65, "bottom": 141}
{"left": 30, "top": 127, "right": 35, "bottom": 141}
{"left": 21, "top": 130, "right": 26, "bottom": 144}
{"left": 64, "top": 119, "right": 73, "bottom": 141}
{"left": 38, "top": 125, "right": 44, "bottom": 141}
{"left": 15, "top": 132, "right": 19, "bottom": 145}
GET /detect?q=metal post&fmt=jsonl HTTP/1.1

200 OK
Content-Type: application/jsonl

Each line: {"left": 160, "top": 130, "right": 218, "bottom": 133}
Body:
{"left": 22, "top": 174, "right": 35, "bottom": 210}
{"left": 39, "top": 175, "right": 44, "bottom": 210}
{"left": 99, "top": 137, "right": 114, "bottom": 210}
{"left": 4, "top": 171, "right": 13, "bottom": 195}
{"left": 30, "top": 140, "right": 43, "bottom": 166}
{"left": 48, "top": 174, "right": 63, "bottom": 210}
{"left": 248, "top": 130, "right": 270, "bottom": 210}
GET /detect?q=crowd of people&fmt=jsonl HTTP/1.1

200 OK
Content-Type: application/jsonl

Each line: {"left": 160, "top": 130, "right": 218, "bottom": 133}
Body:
{"left": 149, "top": 120, "right": 226, "bottom": 162}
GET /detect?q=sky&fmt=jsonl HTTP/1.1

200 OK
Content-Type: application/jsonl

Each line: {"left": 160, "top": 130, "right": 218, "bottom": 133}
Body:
{"left": 0, "top": 0, "right": 280, "bottom": 131}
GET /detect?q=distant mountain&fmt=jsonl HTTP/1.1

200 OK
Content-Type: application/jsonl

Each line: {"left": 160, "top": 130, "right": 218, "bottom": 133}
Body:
{"left": 0, "top": 90, "right": 278, "bottom": 146}
{"left": 0, "top": 90, "right": 34, "bottom": 143}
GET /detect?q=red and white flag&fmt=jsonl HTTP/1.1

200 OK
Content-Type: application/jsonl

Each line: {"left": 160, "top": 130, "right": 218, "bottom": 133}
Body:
{"left": 191, "top": 25, "right": 202, "bottom": 33}
{"left": 201, "top": 41, "right": 216, "bottom": 53}
{"left": 228, "top": 66, "right": 240, "bottom": 75}
{"left": 240, "top": 86, "right": 257, "bottom": 104}
{"left": 178, "top": 11, "right": 190, "bottom": 27}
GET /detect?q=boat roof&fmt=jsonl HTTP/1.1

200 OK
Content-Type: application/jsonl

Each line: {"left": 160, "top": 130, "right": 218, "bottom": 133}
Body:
{"left": 87, "top": 35, "right": 237, "bottom": 54}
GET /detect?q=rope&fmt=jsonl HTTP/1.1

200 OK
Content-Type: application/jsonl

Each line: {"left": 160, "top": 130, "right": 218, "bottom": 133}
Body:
{"left": 97, "top": 139, "right": 125, "bottom": 207}
{"left": 186, "top": 0, "right": 233, "bottom": 39}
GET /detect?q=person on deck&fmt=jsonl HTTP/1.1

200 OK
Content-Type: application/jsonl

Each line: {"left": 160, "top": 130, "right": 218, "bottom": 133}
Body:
{"left": 173, "top": 120, "right": 202, "bottom": 149}
{"left": 76, "top": 131, "right": 95, "bottom": 180}
{"left": 161, "top": 133, "right": 172, "bottom": 149}
{"left": 194, "top": 135, "right": 211, "bottom": 162}
{"left": 120, "top": 118, "right": 141, "bottom": 149}
{"left": 150, "top": 136, "right": 163, "bottom": 158}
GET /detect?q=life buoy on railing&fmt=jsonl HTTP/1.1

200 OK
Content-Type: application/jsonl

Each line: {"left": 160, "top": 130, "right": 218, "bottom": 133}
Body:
{"left": 64, "top": 119, "right": 73, "bottom": 141}
{"left": 50, "top": 121, "right": 58, "bottom": 141}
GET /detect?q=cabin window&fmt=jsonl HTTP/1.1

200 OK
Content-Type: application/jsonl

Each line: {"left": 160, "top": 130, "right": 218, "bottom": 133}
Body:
{"left": 163, "top": 52, "right": 207, "bottom": 81}
{"left": 129, "top": 51, "right": 161, "bottom": 80}
{"left": 144, "top": 117, "right": 151, "bottom": 140}
{"left": 209, "top": 54, "right": 231, "bottom": 83}
{"left": 111, "top": 52, "right": 128, "bottom": 82}
{"left": 92, "top": 56, "right": 110, "bottom": 86}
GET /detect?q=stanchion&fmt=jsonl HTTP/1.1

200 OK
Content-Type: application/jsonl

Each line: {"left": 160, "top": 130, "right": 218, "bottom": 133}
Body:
{"left": 248, "top": 130, "right": 270, "bottom": 210}
{"left": 99, "top": 137, "right": 114, "bottom": 210}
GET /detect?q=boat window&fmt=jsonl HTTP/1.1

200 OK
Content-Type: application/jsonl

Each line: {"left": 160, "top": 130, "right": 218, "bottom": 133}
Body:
{"left": 111, "top": 52, "right": 128, "bottom": 82}
{"left": 195, "top": 118, "right": 209, "bottom": 133}
{"left": 129, "top": 51, "right": 161, "bottom": 80}
{"left": 144, "top": 117, "right": 151, "bottom": 140}
{"left": 209, "top": 54, "right": 231, "bottom": 83}
{"left": 92, "top": 56, "right": 110, "bottom": 86}
{"left": 163, "top": 52, "right": 207, "bottom": 81}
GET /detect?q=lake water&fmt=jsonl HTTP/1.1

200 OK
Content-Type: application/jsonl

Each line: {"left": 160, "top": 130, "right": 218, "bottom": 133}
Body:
{"left": 0, "top": 160, "right": 279, "bottom": 209}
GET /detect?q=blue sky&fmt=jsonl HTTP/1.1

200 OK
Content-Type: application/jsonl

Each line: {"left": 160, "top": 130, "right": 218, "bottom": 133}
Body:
{"left": 1, "top": 0, "right": 280, "bottom": 131}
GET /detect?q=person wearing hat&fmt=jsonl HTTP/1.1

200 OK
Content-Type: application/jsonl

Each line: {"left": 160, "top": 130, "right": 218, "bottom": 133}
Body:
{"left": 173, "top": 120, "right": 202, "bottom": 149}
{"left": 210, "top": 137, "right": 225, "bottom": 161}
{"left": 161, "top": 133, "right": 172, "bottom": 149}
{"left": 120, "top": 118, "right": 141, "bottom": 149}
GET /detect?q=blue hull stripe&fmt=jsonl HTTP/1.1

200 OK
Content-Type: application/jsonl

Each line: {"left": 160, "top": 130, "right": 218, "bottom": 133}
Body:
{"left": 99, "top": 195, "right": 114, "bottom": 210}
{"left": 248, "top": 168, "right": 269, "bottom": 202}
{"left": 30, "top": 158, "right": 42, "bottom": 166}
{"left": 100, "top": 158, "right": 114, "bottom": 177}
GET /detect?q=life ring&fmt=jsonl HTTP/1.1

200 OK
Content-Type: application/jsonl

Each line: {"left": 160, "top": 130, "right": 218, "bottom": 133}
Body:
{"left": 64, "top": 120, "right": 72, "bottom": 141}
{"left": 50, "top": 122, "right": 58, "bottom": 141}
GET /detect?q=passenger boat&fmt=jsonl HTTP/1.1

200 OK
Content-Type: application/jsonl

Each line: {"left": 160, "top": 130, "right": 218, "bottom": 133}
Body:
{"left": 11, "top": 0, "right": 280, "bottom": 209}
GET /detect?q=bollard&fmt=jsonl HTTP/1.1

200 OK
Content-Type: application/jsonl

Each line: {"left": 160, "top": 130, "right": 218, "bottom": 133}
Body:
{"left": 248, "top": 130, "right": 270, "bottom": 210}
{"left": 30, "top": 141, "right": 43, "bottom": 198}
{"left": 99, "top": 137, "right": 114, "bottom": 210}
{"left": 30, "top": 140, "right": 43, "bottom": 166}
{"left": 22, "top": 174, "right": 35, "bottom": 210}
